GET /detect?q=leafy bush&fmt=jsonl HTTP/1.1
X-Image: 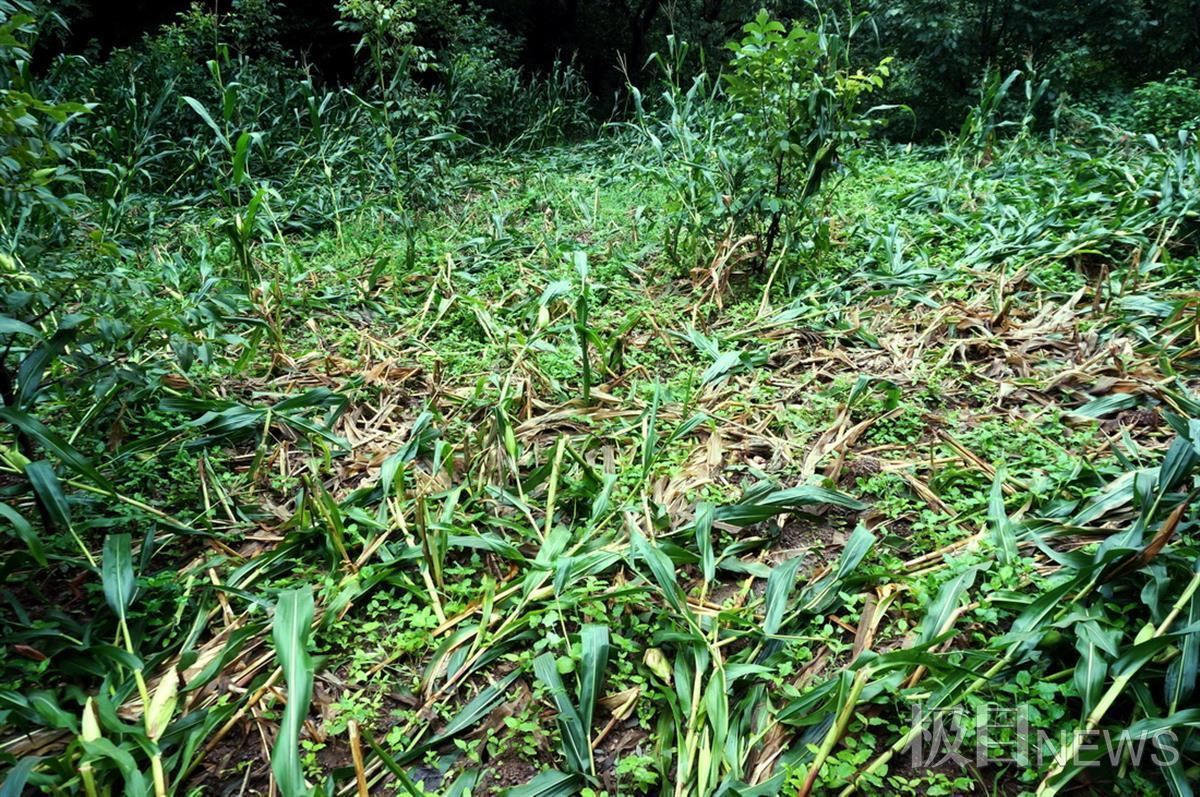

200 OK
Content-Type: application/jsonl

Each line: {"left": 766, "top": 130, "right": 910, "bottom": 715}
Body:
{"left": 631, "top": 8, "right": 889, "bottom": 272}
{"left": 857, "top": 0, "right": 1199, "bottom": 139}
{"left": 1129, "top": 70, "right": 1200, "bottom": 140}
{"left": 722, "top": 10, "right": 889, "bottom": 263}
{"left": 40, "top": 0, "right": 589, "bottom": 247}
{"left": 336, "top": 0, "right": 590, "bottom": 147}
{"left": 0, "top": 0, "right": 89, "bottom": 261}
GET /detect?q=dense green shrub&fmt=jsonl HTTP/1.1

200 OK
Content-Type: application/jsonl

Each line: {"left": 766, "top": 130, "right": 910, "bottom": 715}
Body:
{"left": 36, "top": 0, "right": 594, "bottom": 250}
{"left": 0, "top": 0, "right": 90, "bottom": 263}
{"left": 723, "top": 10, "right": 889, "bottom": 263}
{"left": 631, "top": 9, "right": 888, "bottom": 271}
{"left": 335, "top": 0, "right": 591, "bottom": 146}
{"left": 1129, "top": 70, "right": 1200, "bottom": 140}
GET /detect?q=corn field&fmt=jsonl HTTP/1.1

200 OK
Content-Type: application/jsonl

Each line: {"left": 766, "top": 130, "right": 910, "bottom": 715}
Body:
{"left": 2, "top": 1, "right": 1200, "bottom": 795}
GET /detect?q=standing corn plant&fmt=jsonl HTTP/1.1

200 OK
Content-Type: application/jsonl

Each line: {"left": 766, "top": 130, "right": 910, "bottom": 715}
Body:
{"left": 182, "top": 53, "right": 277, "bottom": 292}
{"left": 627, "top": 36, "right": 726, "bottom": 268}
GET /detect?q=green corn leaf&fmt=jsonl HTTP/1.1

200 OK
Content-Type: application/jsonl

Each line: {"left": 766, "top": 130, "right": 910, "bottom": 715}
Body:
{"left": 29, "top": 691, "right": 78, "bottom": 731}
{"left": 533, "top": 652, "right": 590, "bottom": 774}
{"left": 1069, "top": 393, "right": 1138, "bottom": 419}
{"left": 988, "top": 468, "right": 1017, "bottom": 566}
{"left": 360, "top": 727, "right": 434, "bottom": 797}
{"left": 1044, "top": 710, "right": 1200, "bottom": 797}
{"left": 443, "top": 769, "right": 482, "bottom": 797}
{"left": 91, "top": 686, "right": 143, "bottom": 736}
{"left": 496, "top": 406, "right": 519, "bottom": 463}
{"left": 0, "top": 756, "right": 41, "bottom": 797}
{"left": 918, "top": 567, "right": 978, "bottom": 644}
{"left": 631, "top": 531, "right": 688, "bottom": 617}
{"left": 1074, "top": 469, "right": 1140, "bottom": 525}
{"left": 1161, "top": 756, "right": 1194, "bottom": 797}
{"left": 578, "top": 624, "right": 609, "bottom": 732}
{"left": 800, "top": 524, "right": 875, "bottom": 613}
{"left": 182, "top": 95, "right": 229, "bottom": 149}
{"left": 0, "top": 501, "right": 46, "bottom": 565}
{"left": 763, "top": 555, "right": 805, "bottom": 635}
{"left": 24, "top": 460, "right": 82, "bottom": 554}
{"left": 0, "top": 316, "right": 41, "bottom": 338}
{"left": 1166, "top": 585, "right": 1200, "bottom": 711}
{"left": 695, "top": 501, "right": 715, "bottom": 583}
{"left": 680, "top": 325, "right": 721, "bottom": 359}
{"left": 1112, "top": 631, "right": 1185, "bottom": 678}
{"left": 1072, "top": 620, "right": 1113, "bottom": 717}
{"left": 24, "top": 461, "right": 71, "bottom": 531}
{"left": 589, "top": 472, "right": 618, "bottom": 523}
{"left": 664, "top": 412, "right": 710, "bottom": 448}
{"left": 15, "top": 326, "right": 77, "bottom": 409}
{"left": 1125, "top": 708, "right": 1200, "bottom": 736}
{"left": 704, "top": 667, "right": 729, "bottom": 768}
{"left": 183, "top": 624, "right": 259, "bottom": 692}
{"left": 505, "top": 770, "right": 581, "bottom": 797}
{"left": 832, "top": 524, "right": 877, "bottom": 581}
{"left": 537, "top": 280, "right": 572, "bottom": 313}
{"left": 80, "top": 738, "right": 149, "bottom": 797}
{"left": 232, "top": 130, "right": 253, "bottom": 185}
{"left": 1158, "top": 436, "right": 1198, "bottom": 492}
{"left": 432, "top": 668, "right": 522, "bottom": 743}
{"left": 701, "top": 349, "right": 745, "bottom": 385}
{"left": 101, "top": 533, "right": 135, "bottom": 623}
{"left": 271, "top": 586, "right": 315, "bottom": 797}
{"left": 714, "top": 482, "right": 864, "bottom": 527}
{"left": 0, "top": 409, "right": 110, "bottom": 488}
{"left": 863, "top": 648, "right": 992, "bottom": 682}
{"left": 1002, "top": 574, "right": 1087, "bottom": 652}
{"left": 640, "top": 384, "right": 662, "bottom": 478}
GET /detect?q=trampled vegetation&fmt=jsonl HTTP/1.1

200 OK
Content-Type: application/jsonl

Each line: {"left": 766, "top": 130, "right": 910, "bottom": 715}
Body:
{"left": 2, "top": 1, "right": 1200, "bottom": 795}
